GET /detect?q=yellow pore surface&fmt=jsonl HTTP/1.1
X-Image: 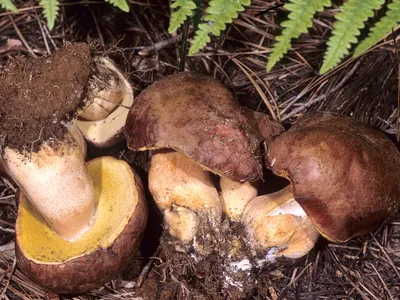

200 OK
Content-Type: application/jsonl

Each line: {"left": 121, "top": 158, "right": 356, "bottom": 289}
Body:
{"left": 16, "top": 156, "right": 138, "bottom": 263}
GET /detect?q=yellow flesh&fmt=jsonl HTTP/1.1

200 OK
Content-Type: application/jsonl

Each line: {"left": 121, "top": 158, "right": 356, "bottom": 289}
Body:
{"left": 16, "top": 157, "right": 138, "bottom": 263}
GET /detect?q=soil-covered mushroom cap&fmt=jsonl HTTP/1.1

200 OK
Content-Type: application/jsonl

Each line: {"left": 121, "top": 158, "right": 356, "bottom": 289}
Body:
{"left": 265, "top": 112, "right": 400, "bottom": 242}
{"left": 16, "top": 156, "right": 148, "bottom": 294}
{"left": 125, "top": 72, "right": 262, "bottom": 182}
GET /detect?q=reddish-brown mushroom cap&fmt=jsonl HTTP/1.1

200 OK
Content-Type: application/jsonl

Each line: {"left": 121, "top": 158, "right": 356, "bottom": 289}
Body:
{"left": 265, "top": 112, "right": 400, "bottom": 242}
{"left": 125, "top": 72, "right": 263, "bottom": 182}
{"left": 242, "top": 108, "right": 284, "bottom": 143}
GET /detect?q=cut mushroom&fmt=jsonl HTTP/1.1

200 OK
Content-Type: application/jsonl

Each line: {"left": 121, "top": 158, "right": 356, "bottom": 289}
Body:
{"left": 264, "top": 112, "right": 400, "bottom": 243}
{"left": 74, "top": 57, "right": 134, "bottom": 148}
{"left": 2, "top": 132, "right": 94, "bottom": 241}
{"left": 16, "top": 156, "right": 148, "bottom": 294}
{"left": 242, "top": 186, "right": 319, "bottom": 259}
{"left": 78, "top": 57, "right": 125, "bottom": 121}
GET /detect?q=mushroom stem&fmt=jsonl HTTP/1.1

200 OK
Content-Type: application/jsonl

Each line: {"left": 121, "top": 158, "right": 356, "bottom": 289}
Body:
{"left": 148, "top": 149, "right": 222, "bottom": 243}
{"left": 2, "top": 132, "right": 95, "bottom": 241}
{"left": 241, "top": 185, "right": 319, "bottom": 259}
{"left": 219, "top": 177, "right": 258, "bottom": 221}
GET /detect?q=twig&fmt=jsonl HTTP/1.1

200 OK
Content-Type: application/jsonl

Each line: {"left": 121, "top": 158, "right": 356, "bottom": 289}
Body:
{"left": 138, "top": 35, "right": 183, "bottom": 56}
{"left": 367, "top": 262, "right": 393, "bottom": 300}
{"left": 8, "top": 14, "right": 37, "bottom": 58}
{"left": 232, "top": 58, "right": 278, "bottom": 120}
{"left": 282, "top": 60, "right": 361, "bottom": 121}
{"left": 370, "top": 234, "right": 400, "bottom": 279}
{"left": 135, "top": 248, "right": 162, "bottom": 288}
{"left": 0, "top": 258, "right": 17, "bottom": 298}
{"left": 35, "top": 12, "right": 50, "bottom": 55}
{"left": 179, "top": 18, "right": 190, "bottom": 72}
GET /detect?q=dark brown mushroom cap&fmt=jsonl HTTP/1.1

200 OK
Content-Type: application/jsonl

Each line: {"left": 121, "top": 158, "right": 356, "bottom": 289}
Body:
{"left": 242, "top": 108, "right": 285, "bottom": 143}
{"left": 125, "top": 72, "right": 266, "bottom": 182}
{"left": 265, "top": 112, "right": 400, "bottom": 242}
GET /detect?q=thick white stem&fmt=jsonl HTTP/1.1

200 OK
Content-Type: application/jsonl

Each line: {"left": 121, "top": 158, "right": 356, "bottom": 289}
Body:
{"left": 219, "top": 177, "right": 258, "bottom": 221}
{"left": 2, "top": 132, "right": 95, "bottom": 241}
{"left": 148, "top": 150, "right": 222, "bottom": 243}
{"left": 242, "top": 186, "right": 319, "bottom": 259}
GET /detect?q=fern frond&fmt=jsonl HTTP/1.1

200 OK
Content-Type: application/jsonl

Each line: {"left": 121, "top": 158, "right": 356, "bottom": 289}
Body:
{"left": 189, "top": 0, "right": 251, "bottom": 56}
{"left": 267, "top": 0, "right": 331, "bottom": 72}
{"left": 354, "top": 0, "right": 400, "bottom": 57}
{"left": 105, "top": 0, "right": 129, "bottom": 13}
{"left": 320, "top": 0, "right": 385, "bottom": 74}
{"left": 40, "top": 0, "right": 60, "bottom": 30}
{"left": 0, "top": 0, "right": 17, "bottom": 12}
{"left": 168, "top": 0, "right": 197, "bottom": 33}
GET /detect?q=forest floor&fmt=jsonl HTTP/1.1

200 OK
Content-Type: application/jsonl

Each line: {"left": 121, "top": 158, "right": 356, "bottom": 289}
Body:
{"left": 0, "top": 1, "right": 399, "bottom": 299}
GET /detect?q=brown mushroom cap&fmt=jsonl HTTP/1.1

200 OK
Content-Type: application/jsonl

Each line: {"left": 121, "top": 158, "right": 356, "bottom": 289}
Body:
{"left": 16, "top": 156, "right": 148, "bottom": 294}
{"left": 265, "top": 112, "right": 400, "bottom": 242}
{"left": 125, "top": 72, "right": 263, "bottom": 182}
{"left": 242, "top": 108, "right": 284, "bottom": 143}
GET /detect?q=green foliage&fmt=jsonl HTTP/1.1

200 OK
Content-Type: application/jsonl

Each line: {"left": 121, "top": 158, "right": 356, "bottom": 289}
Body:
{"left": 168, "top": 0, "right": 197, "bottom": 33}
{"left": 104, "top": 0, "right": 129, "bottom": 12}
{"left": 353, "top": 0, "right": 400, "bottom": 57}
{"left": 40, "top": 0, "right": 60, "bottom": 30}
{"left": 267, "top": 0, "right": 331, "bottom": 72}
{"left": 320, "top": 0, "right": 385, "bottom": 74}
{"left": 188, "top": 0, "right": 251, "bottom": 56}
{"left": 0, "top": 0, "right": 129, "bottom": 30}
{"left": 0, "top": 0, "right": 17, "bottom": 12}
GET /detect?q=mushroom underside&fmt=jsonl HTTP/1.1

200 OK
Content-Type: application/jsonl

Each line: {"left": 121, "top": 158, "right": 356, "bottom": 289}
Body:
{"left": 16, "top": 156, "right": 148, "bottom": 294}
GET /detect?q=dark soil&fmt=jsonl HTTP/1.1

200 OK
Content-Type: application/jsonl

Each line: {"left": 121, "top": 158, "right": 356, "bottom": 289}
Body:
{"left": 0, "top": 42, "right": 91, "bottom": 152}
{"left": 134, "top": 220, "right": 288, "bottom": 300}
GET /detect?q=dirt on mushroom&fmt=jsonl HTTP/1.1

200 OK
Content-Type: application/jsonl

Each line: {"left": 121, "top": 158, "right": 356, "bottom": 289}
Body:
{"left": 135, "top": 221, "right": 279, "bottom": 300}
{"left": 0, "top": 42, "right": 91, "bottom": 152}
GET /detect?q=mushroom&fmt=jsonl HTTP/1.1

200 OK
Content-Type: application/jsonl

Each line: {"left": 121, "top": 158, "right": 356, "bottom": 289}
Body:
{"left": 219, "top": 108, "right": 284, "bottom": 222}
{"left": 0, "top": 43, "right": 148, "bottom": 293}
{"left": 148, "top": 149, "right": 221, "bottom": 243}
{"left": 241, "top": 186, "right": 320, "bottom": 259}
{"left": 261, "top": 112, "right": 400, "bottom": 244}
{"left": 16, "top": 156, "right": 147, "bottom": 294}
{"left": 74, "top": 57, "right": 134, "bottom": 148}
{"left": 224, "top": 112, "right": 400, "bottom": 260}
{"left": 125, "top": 72, "right": 269, "bottom": 244}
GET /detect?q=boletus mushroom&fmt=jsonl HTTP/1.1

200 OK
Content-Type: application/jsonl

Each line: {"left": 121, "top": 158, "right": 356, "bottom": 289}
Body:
{"left": 262, "top": 112, "right": 400, "bottom": 244}
{"left": 0, "top": 43, "right": 147, "bottom": 294}
{"left": 125, "top": 72, "right": 272, "bottom": 246}
{"left": 16, "top": 156, "right": 147, "bottom": 294}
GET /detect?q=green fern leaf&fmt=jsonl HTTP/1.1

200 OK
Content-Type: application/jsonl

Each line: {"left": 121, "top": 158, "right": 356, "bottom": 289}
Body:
{"left": 0, "top": 0, "right": 18, "bottom": 12}
{"left": 189, "top": 0, "right": 251, "bottom": 56}
{"left": 354, "top": 0, "right": 400, "bottom": 57}
{"left": 320, "top": 0, "right": 385, "bottom": 74}
{"left": 267, "top": 0, "right": 331, "bottom": 72}
{"left": 40, "top": 0, "right": 60, "bottom": 30}
{"left": 105, "top": 0, "right": 129, "bottom": 13}
{"left": 168, "top": 0, "right": 197, "bottom": 33}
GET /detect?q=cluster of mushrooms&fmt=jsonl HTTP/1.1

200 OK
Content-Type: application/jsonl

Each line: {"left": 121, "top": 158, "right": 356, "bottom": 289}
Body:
{"left": 0, "top": 44, "right": 399, "bottom": 294}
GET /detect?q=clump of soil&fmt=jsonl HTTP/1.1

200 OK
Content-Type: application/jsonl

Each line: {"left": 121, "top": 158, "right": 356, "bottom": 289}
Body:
{"left": 0, "top": 42, "right": 91, "bottom": 152}
{"left": 135, "top": 220, "right": 281, "bottom": 299}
